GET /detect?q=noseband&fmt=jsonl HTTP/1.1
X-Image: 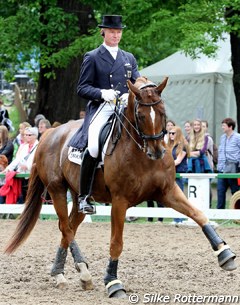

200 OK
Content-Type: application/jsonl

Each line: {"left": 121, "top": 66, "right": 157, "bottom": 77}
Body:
{"left": 134, "top": 86, "right": 167, "bottom": 142}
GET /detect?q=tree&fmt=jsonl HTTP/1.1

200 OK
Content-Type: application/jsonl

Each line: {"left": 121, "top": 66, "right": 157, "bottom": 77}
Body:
{"left": 0, "top": 0, "right": 239, "bottom": 127}
{"left": 0, "top": 0, "right": 97, "bottom": 124}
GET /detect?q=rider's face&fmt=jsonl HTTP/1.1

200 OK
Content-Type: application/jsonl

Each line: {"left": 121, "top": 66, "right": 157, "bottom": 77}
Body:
{"left": 103, "top": 28, "right": 122, "bottom": 47}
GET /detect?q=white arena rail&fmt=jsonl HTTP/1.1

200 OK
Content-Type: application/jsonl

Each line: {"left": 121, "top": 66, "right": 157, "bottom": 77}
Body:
{"left": 1, "top": 173, "right": 240, "bottom": 221}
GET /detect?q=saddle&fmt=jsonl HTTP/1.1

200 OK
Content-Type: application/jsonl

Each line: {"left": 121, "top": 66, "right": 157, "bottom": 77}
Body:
{"left": 68, "top": 105, "right": 125, "bottom": 165}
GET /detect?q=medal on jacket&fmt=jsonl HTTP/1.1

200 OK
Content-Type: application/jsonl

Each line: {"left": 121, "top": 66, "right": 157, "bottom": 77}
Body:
{"left": 124, "top": 63, "right": 132, "bottom": 79}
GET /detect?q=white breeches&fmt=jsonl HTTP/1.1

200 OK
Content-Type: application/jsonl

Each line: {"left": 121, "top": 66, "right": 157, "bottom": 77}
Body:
{"left": 88, "top": 102, "right": 115, "bottom": 158}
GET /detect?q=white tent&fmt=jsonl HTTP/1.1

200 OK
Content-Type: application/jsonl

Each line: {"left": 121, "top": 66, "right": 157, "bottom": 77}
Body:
{"left": 139, "top": 35, "right": 236, "bottom": 144}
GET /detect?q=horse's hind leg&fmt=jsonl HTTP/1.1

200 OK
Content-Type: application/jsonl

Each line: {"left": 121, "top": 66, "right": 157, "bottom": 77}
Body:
{"left": 163, "top": 184, "right": 237, "bottom": 271}
{"left": 68, "top": 191, "right": 93, "bottom": 290}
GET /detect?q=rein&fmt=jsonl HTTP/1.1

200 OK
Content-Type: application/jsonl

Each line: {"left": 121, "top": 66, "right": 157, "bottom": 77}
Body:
{"left": 108, "top": 84, "right": 167, "bottom": 153}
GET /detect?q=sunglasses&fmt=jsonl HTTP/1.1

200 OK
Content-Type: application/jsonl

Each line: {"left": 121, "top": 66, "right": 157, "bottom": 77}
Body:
{"left": 169, "top": 132, "right": 176, "bottom": 135}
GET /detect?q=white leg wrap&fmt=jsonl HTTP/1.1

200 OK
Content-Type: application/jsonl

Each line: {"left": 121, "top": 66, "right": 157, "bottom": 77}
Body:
{"left": 106, "top": 279, "right": 123, "bottom": 289}
{"left": 54, "top": 273, "right": 68, "bottom": 288}
{"left": 214, "top": 245, "right": 230, "bottom": 257}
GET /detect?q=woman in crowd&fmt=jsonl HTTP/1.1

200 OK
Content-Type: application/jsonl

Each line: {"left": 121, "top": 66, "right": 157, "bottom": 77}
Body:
{"left": 187, "top": 118, "right": 212, "bottom": 173}
{"left": 14, "top": 121, "right": 31, "bottom": 147}
{"left": 0, "top": 125, "right": 14, "bottom": 163}
{"left": 168, "top": 126, "right": 189, "bottom": 225}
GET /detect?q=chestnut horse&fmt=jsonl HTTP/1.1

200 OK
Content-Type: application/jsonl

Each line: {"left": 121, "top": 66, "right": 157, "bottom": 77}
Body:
{"left": 5, "top": 77, "right": 236, "bottom": 298}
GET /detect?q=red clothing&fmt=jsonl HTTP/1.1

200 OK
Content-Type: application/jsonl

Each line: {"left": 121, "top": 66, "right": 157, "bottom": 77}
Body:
{"left": 0, "top": 171, "right": 22, "bottom": 204}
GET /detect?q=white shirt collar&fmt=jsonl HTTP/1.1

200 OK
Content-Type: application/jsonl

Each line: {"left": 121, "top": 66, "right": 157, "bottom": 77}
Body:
{"left": 103, "top": 43, "right": 118, "bottom": 59}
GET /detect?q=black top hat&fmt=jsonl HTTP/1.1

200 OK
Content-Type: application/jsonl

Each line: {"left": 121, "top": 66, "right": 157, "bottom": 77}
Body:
{"left": 98, "top": 15, "right": 126, "bottom": 29}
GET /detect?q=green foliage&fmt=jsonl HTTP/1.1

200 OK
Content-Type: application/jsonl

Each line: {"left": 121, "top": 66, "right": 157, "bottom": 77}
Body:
{"left": 0, "top": 0, "right": 239, "bottom": 79}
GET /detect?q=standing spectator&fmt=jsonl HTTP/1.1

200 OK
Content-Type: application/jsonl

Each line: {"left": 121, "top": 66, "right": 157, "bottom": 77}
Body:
{"left": 217, "top": 118, "right": 240, "bottom": 209}
{"left": 168, "top": 126, "right": 189, "bottom": 225}
{"left": 164, "top": 119, "right": 176, "bottom": 143}
{"left": 184, "top": 120, "right": 192, "bottom": 143}
{"left": 38, "top": 119, "right": 51, "bottom": 138}
{"left": 201, "top": 120, "right": 214, "bottom": 171}
{"left": 0, "top": 125, "right": 14, "bottom": 163}
{"left": 0, "top": 99, "right": 9, "bottom": 123}
{"left": 146, "top": 200, "right": 164, "bottom": 223}
{"left": 187, "top": 118, "right": 212, "bottom": 173}
{"left": 0, "top": 99, "right": 13, "bottom": 131}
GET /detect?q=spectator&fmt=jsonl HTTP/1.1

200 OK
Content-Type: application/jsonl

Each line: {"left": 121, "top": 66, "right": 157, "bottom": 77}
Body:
{"left": 0, "top": 125, "right": 14, "bottom": 163}
{"left": 52, "top": 121, "right": 61, "bottom": 128}
{"left": 201, "top": 120, "right": 215, "bottom": 206}
{"left": 34, "top": 114, "right": 45, "bottom": 128}
{"left": 3, "top": 127, "right": 39, "bottom": 202}
{"left": 202, "top": 120, "right": 218, "bottom": 171}
{"left": 217, "top": 118, "right": 240, "bottom": 209}
{"left": 168, "top": 126, "right": 189, "bottom": 225}
{"left": 79, "top": 110, "right": 86, "bottom": 119}
{"left": 184, "top": 120, "right": 192, "bottom": 143}
{"left": 164, "top": 119, "right": 176, "bottom": 143}
{"left": 14, "top": 121, "right": 31, "bottom": 147}
{"left": 38, "top": 119, "right": 51, "bottom": 138}
{"left": 187, "top": 118, "right": 212, "bottom": 173}
{"left": 0, "top": 99, "right": 13, "bottom": 131}
{"left": 146, "top": 200, "right": 164, "bottom": 223}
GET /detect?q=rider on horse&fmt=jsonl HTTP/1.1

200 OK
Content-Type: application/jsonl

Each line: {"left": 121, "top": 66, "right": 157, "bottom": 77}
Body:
{"left": 77, "top": 15, "right": 140, "bottom": 214}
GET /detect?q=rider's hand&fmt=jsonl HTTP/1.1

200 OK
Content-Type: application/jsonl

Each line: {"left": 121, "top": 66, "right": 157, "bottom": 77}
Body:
{"left": 101, "top": 89, "right": 120, "bottom": 102}
{"left": 119, "top": 93, "right": 129, "bottom": 106}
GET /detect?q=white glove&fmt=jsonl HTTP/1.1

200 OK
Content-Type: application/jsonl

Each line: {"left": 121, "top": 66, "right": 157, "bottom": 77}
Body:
{"left": 119, "top": 93, "right": 129, "bottom": 106}
{"left": 101, "top": 89, "right": 120, "bottom": 102}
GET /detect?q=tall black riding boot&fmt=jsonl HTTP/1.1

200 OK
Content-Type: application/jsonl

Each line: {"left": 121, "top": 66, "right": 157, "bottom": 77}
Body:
{"left": 78, "top": 149, "right": 98, "bottom": 214}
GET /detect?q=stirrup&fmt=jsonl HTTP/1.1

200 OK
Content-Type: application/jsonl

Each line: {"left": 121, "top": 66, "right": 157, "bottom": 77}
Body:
{"left": 78, "top": 195, "right": 96, "bottom": 215}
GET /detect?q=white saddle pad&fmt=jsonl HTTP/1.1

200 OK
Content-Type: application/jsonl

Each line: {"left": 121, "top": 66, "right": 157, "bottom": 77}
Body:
{"left": 68, "top": 147, "right": 82, "bottom": 165}
{"left": 68, "top": 147, "right": 104, "bottom": 168}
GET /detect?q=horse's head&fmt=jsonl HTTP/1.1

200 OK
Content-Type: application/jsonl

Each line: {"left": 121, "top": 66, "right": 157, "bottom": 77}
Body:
{"left": 127, "top": 76, "right": 168, "bottom": 160}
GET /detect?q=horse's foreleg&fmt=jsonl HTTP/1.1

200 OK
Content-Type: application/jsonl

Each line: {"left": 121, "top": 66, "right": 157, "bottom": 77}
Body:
{"left": 70, "top": 240, "right": 93, "bottom": 290}
{"left": 51, "top": 246, "right": 68, "bottom": 288}
{"left": 104, "top": 201, "right": 127, "bottom": 298}
{"left": 163, "top": 184, "right": 237, "bottom": 271}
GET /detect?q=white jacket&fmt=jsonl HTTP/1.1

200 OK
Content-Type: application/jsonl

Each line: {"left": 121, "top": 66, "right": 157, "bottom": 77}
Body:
{"left": 7, "top": 140, "right": 39, "bottom": 173}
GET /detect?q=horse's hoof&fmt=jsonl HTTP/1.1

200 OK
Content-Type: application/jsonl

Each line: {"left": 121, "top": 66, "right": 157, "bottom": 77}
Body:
{"left": 76, "top": 262, "right": 94, "bottom": 290}
{"left": 106, "top": 280, "right": 126, "bottom": 298}
{"left": 81, "top": 279, "right": 94, "bottom": 290}
{"left": 217, "top": 247, "right": 237, "bottom": 271}
{"left": 110, "top": 289, "right": 127, "bottom": 298}
{"left": 221, "top": 258, "right": 237, "bottom": 271}
{"left": 54, "top": 273, "right": 68, "bottom": 289}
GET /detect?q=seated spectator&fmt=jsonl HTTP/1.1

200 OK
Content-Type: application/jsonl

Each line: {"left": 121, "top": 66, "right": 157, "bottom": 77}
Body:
{"left": 0, "top": 125, "right": 14, "bottom": 163}
{"left": 38, "top": 119, "right": 51, "bottom": 138}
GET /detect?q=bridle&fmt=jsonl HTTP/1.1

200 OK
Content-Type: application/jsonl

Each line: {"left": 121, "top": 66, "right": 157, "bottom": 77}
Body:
{"left": 134, "top": 84, "right": 167, "bottom": 142}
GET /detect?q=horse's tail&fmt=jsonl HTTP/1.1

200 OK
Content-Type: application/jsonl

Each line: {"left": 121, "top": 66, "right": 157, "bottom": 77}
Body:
{"left": 4, "top": 163, "right": 44, "bottom": 254}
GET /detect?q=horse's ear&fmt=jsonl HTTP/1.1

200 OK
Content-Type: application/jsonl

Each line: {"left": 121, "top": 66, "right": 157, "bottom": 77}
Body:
{"left": 157, "top": 77, "right": 168, "bottom": 94}
{"left": 127, "top": 79, "right": 140, "bottom": 97}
